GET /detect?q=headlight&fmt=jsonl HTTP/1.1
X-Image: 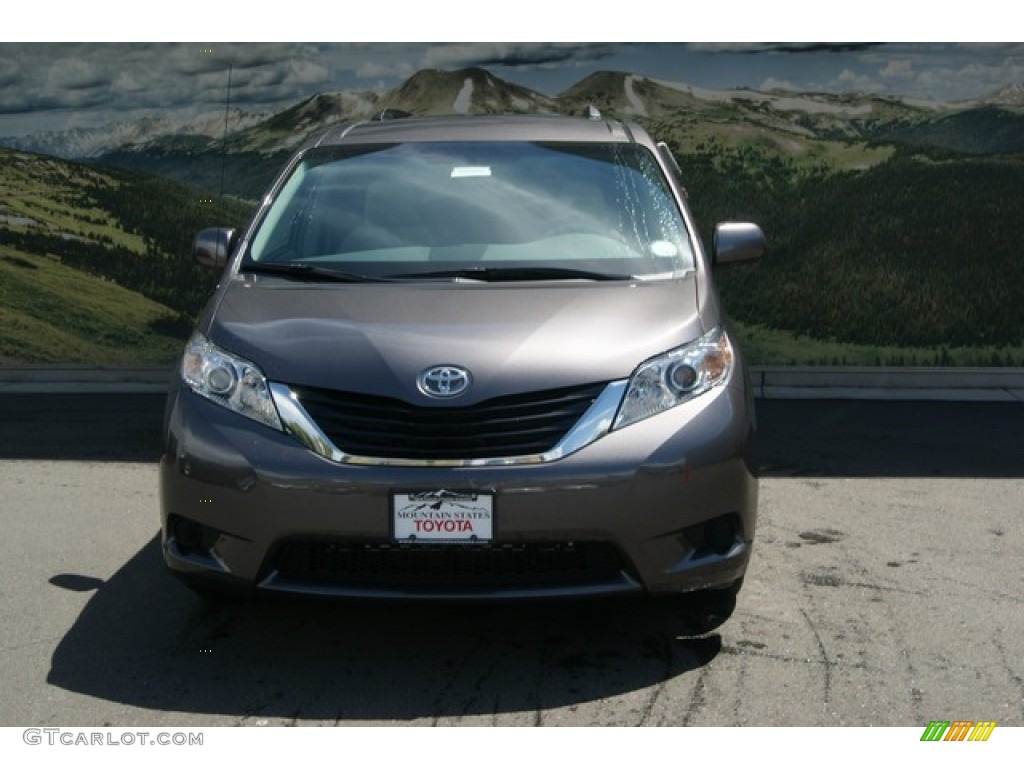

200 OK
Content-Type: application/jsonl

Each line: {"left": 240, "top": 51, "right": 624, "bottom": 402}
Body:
{"left": 613, "top": 326, "right": 734, "bottom": 430}
{"left": 181, "top": 333, "right": 283, "bottom": 431}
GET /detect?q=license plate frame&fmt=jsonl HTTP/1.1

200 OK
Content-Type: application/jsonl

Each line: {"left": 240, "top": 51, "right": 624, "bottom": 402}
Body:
{"left": 391, "top": 490, "right": 494, "bottom": 544}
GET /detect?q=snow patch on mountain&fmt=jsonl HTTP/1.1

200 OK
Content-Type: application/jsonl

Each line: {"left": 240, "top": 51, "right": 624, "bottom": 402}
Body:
{"left": 453, "top": 78, "right": 474, "bottom": 114}
{"left": 651, "top": 77, "right": 960, "bottom": 114}
{"left": 980, "top": 83, "right": 1024, "bottom": 106}
{"left": 2, "top": 107, "right": 268, "bottom": 158}
{"left": 624, "top": 76, "right": 647, "bottom": 117}
{"left": 770, "top": 97, "right": 873, "bottom": 116}
{"left": 651, "top": 77, "right": 876, "bottom": 115}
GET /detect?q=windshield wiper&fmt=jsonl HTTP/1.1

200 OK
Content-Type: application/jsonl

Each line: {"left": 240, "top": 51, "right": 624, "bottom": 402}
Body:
{"left": 389, "top": 266, "right": 634, "bottom": 282}
{"left": 241, "top": 262, "right": 390, "bottom": 283}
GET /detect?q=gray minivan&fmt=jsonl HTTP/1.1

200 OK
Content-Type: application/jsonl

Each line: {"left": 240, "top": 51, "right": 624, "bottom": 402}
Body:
{"left": 160, "top": 112, "right": 764, "bottom": 626}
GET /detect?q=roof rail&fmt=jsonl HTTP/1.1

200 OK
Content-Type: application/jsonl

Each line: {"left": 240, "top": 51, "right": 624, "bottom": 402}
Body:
{"left": 370, "top": 108, "right": 414, "bottom": 122}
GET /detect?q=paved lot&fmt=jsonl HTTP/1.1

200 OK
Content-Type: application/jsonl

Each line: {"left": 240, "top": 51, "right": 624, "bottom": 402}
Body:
{"left": 0, "top": 397, "right": 1022, "bottom": 726}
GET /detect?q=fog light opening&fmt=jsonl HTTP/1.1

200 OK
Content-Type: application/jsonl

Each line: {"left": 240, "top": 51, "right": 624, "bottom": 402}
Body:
{"left": 680, "top": 513, "right": 742, "bottom": 559}
{"left": 707, "top": 517, "right": 737, "bottom": 555}
{"left": 171, "top": 515, "right": 219, "bottom": 555}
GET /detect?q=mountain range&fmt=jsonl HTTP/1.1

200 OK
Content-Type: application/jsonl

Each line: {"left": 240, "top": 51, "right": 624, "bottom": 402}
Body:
{"left": 5, "top": 67, "right": 1024, "bottom": 164}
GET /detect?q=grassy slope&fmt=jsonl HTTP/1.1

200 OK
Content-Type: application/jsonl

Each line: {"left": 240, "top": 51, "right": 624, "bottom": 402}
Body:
{"left": 733, "top": 322, "right": 1024, "bottom": 368}
{"left": 0, "top": 248, "right": 184, "bottom": 364}
{"left": 0, "top": 151, "right": 148, "bottom": 252}
{"left": 0, "top": 148, "right": 228, "bottom": 364}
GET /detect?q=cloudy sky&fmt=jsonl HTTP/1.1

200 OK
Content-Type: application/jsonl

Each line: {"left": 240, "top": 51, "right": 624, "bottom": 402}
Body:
{"left": 2, "top": 38, "right": 1021, "bottom": 138}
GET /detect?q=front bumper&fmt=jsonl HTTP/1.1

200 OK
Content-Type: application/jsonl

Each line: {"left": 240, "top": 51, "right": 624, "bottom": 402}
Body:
{"left": 159, "top": 376, "right": 757, "bottom": 601}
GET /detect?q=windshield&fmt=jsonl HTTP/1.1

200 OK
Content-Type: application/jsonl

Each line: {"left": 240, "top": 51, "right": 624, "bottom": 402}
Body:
{"left": 246, "top": 140, "right": 695, "bottom": 280}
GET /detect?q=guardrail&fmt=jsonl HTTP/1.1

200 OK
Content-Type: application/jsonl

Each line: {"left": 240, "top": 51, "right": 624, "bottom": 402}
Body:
{"left": 751, "top": 366, "right": 1024, "bottom": 402}
{"left": 0, "top": 365, "right": 174, "bottom": 394}
{"left": 1, "top": 365, "right": 1023, "bottom": 401}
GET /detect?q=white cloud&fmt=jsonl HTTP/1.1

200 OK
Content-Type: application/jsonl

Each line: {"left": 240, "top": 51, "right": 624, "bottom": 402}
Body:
{"left": 47, "top": 57, "right": 111, "bottom": 91}
{"left": 835, "top": 68, "right": 880, "bottom": 93}
{"left": 880, "top": 59, "right": 914, "bottom": 79}
{"left": 760, "top": 77, "right": 800, "bottom": 92}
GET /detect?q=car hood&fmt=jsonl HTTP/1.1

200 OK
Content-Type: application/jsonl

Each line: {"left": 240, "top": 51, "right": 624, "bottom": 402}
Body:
{"left": 205, "top": 276, "right": 704, "bottom": 404}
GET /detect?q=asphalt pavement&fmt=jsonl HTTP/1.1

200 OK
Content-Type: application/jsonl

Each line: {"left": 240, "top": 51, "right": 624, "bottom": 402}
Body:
{"left": 0, "top": 392, "right": 1021, "bottom": 727}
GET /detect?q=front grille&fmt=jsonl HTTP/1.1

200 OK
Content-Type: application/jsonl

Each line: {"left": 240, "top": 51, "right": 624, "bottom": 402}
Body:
{"left": 273, "top": 540, "right": 627, "bottom": 591}
{"left": 292, "top": 382, "right": 606, "bottom": 460}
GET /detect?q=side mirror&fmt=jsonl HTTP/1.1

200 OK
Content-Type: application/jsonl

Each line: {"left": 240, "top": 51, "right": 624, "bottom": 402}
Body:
{"left": 713, "top": 222, "right": 766, "bottom": 265}
{"left": 193, "top": 227, "right": 237, "bottom": 269}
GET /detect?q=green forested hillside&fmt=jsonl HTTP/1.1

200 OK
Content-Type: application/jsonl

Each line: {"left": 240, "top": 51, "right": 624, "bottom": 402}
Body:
{"left": 0, "top": 149, "right": 253, "bottom": 314}
{"left": 97, "top": 146, "right": 286, "bottom": 202}
{"left": 866, "top": 106, "right": 1024, "bottom": 155}
{"left": 662, "top": 138, "right": 1024, "bottom": 362}
{"left": 0, "top": 148, "right": 254, "bottom": 362}
{"left": 725, "top": 153, "right": 1024, "bottom": 347}
{"left": 0, "top": 247, "right": 187, "bottom": 363}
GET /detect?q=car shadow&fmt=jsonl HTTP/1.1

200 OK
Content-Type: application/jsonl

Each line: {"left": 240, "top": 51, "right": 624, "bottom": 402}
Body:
{"left": 47, "top": 535, "right": 721, "bottom": 722}
{"left": 756, "top": 399, "right": 1024, "bottom": 478}
{"left": 0, "top": 394, "right": 166, "bottom": 462}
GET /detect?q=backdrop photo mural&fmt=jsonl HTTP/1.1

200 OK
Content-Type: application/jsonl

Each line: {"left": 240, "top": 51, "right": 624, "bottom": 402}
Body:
{"left": 1, "top": 43, "right": 1022, "bottom": 366}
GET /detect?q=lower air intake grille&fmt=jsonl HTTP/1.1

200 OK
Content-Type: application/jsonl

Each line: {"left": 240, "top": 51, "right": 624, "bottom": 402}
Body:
{"left": 273, "top": 540, "right": 627, "bottom": 591}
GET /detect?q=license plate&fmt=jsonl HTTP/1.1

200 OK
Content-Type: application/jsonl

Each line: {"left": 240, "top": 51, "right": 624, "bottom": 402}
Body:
{"left": 392, "top": 490, "right": 493, "bottom": 544}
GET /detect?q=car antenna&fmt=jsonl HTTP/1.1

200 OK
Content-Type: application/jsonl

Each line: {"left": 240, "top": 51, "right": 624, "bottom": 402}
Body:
{"left": 219, "top": 63, "right": 233, "bottom": 199}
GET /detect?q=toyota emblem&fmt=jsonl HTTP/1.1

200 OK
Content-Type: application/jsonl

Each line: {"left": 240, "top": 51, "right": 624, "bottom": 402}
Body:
{"left": 418, "top": 365, "right": 471, "bottom": 398}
